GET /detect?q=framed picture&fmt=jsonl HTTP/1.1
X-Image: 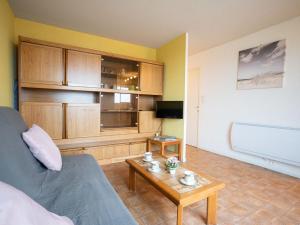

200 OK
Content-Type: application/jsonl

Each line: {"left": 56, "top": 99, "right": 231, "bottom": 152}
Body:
{"left": 237, "top": 40, "right": 286, "bottom": 90}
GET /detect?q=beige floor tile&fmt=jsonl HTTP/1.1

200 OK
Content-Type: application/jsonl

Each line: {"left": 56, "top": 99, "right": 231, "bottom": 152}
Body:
{"left": 102, "top": 146, "right": 300, "bottom": 225}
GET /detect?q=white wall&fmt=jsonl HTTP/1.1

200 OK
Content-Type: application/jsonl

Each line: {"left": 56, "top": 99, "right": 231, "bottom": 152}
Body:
{"left": 189, "top": 16, "right": 300, "bottom": 178}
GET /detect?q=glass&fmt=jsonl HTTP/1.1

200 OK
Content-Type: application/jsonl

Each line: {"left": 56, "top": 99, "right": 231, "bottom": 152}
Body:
{"left": 101, "top": 56, "right": 139, "bottom": 91}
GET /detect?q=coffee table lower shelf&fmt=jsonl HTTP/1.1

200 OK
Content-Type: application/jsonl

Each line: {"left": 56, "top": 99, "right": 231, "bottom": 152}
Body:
{"left": 126, "top": 157, "right": 225, "bottom": 225}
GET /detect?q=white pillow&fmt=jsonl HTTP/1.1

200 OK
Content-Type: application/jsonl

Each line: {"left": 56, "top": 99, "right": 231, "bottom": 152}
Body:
{"left": 22, "top": 124, "right": 62, "bottom": 171}
{"left": 0, "top": 181, "right": 74, "bottom": 225}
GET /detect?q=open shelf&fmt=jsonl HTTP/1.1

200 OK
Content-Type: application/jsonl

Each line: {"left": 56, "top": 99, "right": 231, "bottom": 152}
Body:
{"left": 101, "top": 109, "right": 138, "bottom": 113}
{"left": 20, "top": 82, "right": 100, "bottom": 92}
{"left": 101, "top": 127, "right": 138, "bottom": 136}
{"left": 100, "top": 92, "right": 138, "bottom": 129}
{"left": 20, "top": 82, "right": 163, "bottom": 96}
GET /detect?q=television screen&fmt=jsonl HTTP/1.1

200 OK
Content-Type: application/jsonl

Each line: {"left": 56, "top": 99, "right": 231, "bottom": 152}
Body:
{"left": 155, "top": 101, "right": 183, "bottom": 119}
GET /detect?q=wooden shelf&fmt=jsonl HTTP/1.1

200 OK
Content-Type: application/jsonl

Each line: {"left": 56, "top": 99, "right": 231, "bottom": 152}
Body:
{"left": 54, "top": 131, "right": 151, "bottom": 149}
{"left": 20, "top": 82, "right": 162, "bottom": 96}
{"left": 101, "top": 127, "right": 138, "bottom": 136}
{"left": 101, "top": 110, "right": 137, "bottom": 113}
{"left": 100, "top": 88, "right": 140, "bottom": 94}
{"left": 20, "top": 82, "right": 100, "bottom": 92}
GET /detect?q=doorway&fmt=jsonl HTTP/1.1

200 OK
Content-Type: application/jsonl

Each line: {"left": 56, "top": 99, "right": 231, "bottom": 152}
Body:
{"left": 187, "top": 68, "right": 200, "bottom": 147}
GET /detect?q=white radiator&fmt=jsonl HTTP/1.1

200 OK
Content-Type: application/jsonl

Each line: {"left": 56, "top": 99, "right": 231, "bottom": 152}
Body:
{"left": 231, "top": 122, "right": 300, "bottom": 167}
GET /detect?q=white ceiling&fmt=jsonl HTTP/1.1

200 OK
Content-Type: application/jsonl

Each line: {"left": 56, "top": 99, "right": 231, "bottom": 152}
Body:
{"left": 8, "top": 0, "right": 300, "bottom": 55}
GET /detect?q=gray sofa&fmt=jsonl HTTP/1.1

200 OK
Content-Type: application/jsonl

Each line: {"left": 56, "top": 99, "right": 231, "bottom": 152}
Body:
{"left": 0, "top": 107, "right": 137, "bottom": 225}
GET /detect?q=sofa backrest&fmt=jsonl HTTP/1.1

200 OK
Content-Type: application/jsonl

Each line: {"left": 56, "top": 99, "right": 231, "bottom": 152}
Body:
{"left": 0, "top": 107, "right": 44, "bottom": 197}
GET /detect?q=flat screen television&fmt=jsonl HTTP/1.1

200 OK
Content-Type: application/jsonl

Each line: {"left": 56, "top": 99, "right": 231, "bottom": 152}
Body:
{"left": 155, "top": 101, "right": 183, "bottom": 119}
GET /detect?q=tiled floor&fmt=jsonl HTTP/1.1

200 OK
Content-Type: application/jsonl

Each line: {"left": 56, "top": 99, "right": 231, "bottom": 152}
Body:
{"left": 102, "top": 146, "right": 300, "bottom": 225}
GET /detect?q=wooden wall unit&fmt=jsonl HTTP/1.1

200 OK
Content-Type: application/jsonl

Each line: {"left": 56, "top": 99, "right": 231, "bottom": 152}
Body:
{"left": 19, "top": 36, "right": 164, "bottom": 164}
{"left": 21, "top": 102, "right": 63, "bottom": 139}
{"left": 20, "top": 42, "right": 64, "bottom": 85}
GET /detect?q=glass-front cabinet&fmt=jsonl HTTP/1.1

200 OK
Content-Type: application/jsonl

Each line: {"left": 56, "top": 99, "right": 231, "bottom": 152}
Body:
{"left": 101, "top": 56, "right": 140, "bottom": 91}
{"left": 100, "top": 92, "right": 138, "bottom": 129}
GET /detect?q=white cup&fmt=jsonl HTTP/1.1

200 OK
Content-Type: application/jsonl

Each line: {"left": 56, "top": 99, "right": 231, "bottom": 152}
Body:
{"left": 150, "top": 161, "right": 160, "bottom": 171}
{"left": 144, "top": 152, "right": 152, "bottom": 161}
{"left": 184, "top": 170, "right": 195, "bottom": 183}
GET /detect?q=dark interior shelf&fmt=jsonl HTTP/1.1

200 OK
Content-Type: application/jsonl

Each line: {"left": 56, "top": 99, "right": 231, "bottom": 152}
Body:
{"left": 101, "top": 110, "right": 137, "bottom": 113}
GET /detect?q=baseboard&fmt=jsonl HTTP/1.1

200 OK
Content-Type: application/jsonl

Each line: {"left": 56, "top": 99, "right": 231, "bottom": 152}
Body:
{"left": 195, "top": 145, "right": 300, "bottom": 179}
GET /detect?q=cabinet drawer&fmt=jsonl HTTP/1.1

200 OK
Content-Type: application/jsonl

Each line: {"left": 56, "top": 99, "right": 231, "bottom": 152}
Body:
{"left": 103, "top": 146, "right": 115, "bottom": 159}
{"left": 114, "top": 144, "right": 130, "bottom": 158}
{"left": 84, "top": 146, "right": 104, "bottom": 160}
{"left": 61, "top": 148, "right": 84, "bottom": 156}
{"left": 130, "top": 142, "right": 147, "bottom": 156}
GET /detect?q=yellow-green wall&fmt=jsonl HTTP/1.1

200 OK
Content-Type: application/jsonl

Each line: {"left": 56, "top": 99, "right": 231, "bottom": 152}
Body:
{"left": 157, "top": 34, "right": 188, "bottom": 139}
{"left": 14, "top": 18, "right": 156, "bottom": 60}
{"left": 0, "top": 0, "right": 15, "bottom": 107}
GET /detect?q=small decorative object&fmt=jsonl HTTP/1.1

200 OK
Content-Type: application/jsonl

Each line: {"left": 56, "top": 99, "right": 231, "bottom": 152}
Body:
{"left": 237, "top": 39, "right": 286, "bottom": 90}
{"left": 148, "top": 160, "right": 160, "bottom": 173}
{"left": 165, "top": 157, "right": 179, "bottom": 175}
{"left": 179, "top": 170, "right": 197, "bottom": 186}
{"left": 143, "top": 152, "right": 152, "bottom": 162}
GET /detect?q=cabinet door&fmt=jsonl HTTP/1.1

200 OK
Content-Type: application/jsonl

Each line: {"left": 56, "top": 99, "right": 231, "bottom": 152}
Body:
{"left": 66, "top": 103, "right": 100, "bottom": 138}
{"left": 140, "top": 63, "right": 163, "bottom": 94}
{"left": 21, "top": 102, "right": 63, "bottom": 139}
{"left": 67, "top": 50, "right": 101, "bottom": 87}
{"left": 130, "top": 142, "right": 147, "bottom": 156}
{"left": 20, "top": 43, "right": 64, "bottom": 85}
{"left": 139, "top": 111, "right": 161, "bottom": 133}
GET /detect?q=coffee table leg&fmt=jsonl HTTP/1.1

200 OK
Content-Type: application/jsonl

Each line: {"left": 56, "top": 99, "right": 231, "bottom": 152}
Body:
{"left": 178, "top": 142, "right": 182, "bottom": 161}
{"left": 177, "top": 204, "right": 183, "bottom": 225}
{"left": 147, "top": 139, "right": 151, "bottom": 152}
{"left": 207, "top": 193, "right": 217, "bottom": 225}
{"left": 129, "top": 165, "right": 136, "bottom": 192}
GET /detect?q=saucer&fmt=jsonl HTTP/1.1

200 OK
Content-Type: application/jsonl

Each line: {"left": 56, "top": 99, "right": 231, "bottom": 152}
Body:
{"left": 179, "top": 177, "right": 197, "bottom": 186}
{"left": 148, "top": 167, "right": 161, "bottom": 173}
{"left": 143, "top": 158, "right": 153, "bottom": 162}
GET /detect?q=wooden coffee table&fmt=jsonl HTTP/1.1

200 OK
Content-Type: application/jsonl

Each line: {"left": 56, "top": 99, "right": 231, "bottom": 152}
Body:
{"left": 126, "top": 156, "right": 225, "bottom": 225}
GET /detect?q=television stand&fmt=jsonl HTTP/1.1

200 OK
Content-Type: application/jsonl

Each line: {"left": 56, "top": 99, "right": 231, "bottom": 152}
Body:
{"left": 147, "top": 137, "right": 182, "bottom": 161}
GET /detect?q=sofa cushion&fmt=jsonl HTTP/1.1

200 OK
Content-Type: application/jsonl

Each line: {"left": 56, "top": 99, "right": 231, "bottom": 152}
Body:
{"left": 0, "top": 181, "right": 74, "bottom": 225}
{"left": 22, "top": 124, "right": 62, "bottom": 171}
{"left": 0, "top": 107, "right": 45, "bottom": 197}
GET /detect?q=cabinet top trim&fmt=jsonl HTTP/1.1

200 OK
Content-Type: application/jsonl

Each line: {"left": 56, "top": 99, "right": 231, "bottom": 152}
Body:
{"left": 19, "top": 36, "right": 164, "bottom": 66}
